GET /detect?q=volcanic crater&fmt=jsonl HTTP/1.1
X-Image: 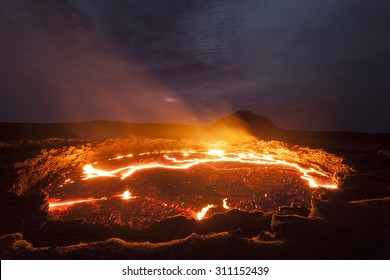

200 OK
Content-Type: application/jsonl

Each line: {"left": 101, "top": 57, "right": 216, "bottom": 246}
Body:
{"left": 1, "top": 112, "right": 389, "bottom": 259}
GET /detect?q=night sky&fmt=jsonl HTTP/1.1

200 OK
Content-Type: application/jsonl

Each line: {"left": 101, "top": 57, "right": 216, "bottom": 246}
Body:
{"left": 0, "top": 0, "right": 389, "bottom": 132}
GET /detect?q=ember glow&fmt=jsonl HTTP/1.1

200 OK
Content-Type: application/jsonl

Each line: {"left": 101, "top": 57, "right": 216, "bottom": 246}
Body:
{"left": 45, "top": 141, "right": 347, "bottom": 229}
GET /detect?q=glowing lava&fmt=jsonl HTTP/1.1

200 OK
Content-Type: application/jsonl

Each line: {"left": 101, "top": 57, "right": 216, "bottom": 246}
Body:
{"left": 83, "top": 164, "right": 116, "bottom": 179}
{"left": 122, "top": 190, "right": 134, "bottom": 200}
{"left": 197, "top": 204, "right": 217, "bottom": 220}
{"left": 223, "top": 198, "right": 230, "bottom": 210}
{"left": 82, "top": 149, "right": 337, "bottom": 189}
{"left": 207, "top": 149, "right": 225, "bottom": 156}
{"left": 49, "top": 198, "right": 102, "bottom": 208}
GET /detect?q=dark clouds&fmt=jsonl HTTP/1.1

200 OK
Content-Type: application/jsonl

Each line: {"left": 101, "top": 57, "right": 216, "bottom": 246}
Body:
{"left": 0, "top": 0, "right": 389, "bottom": 131}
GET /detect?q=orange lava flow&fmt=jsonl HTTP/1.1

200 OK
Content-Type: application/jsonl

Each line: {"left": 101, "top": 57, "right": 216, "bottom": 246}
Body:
{"left": 48, "top": 198, "right": 103, "bottom": 208}
{"left": 49, "top": 190, "right": 136, "bottom": 209}
{"left": 82, "top": 149, "right": 337, "bottom": 189}
{"left": 197, "top": 204, "right": 217, "bottom": 220}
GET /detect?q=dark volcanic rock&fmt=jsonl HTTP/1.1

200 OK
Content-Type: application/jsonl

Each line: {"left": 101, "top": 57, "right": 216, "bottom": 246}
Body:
{"left": 26, "top": 209, "right": 272, "bottom": 247}
{"left": 271, "top": 197, "right": 390, "bottom": 259}
{"left": 2, "top": 197, "right": 390, "bottom": 259}
{"left": 0, "top": 192, "right": 48, "bottom": 235}
{"left": 278, "top": 203, "right": 311, "bottom": 217}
